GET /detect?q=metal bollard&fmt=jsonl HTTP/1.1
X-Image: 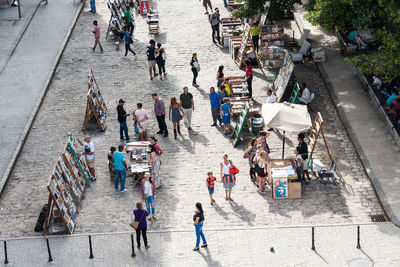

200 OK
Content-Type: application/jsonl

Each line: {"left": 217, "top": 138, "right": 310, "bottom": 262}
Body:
{"left": 89, "top": 235, "right": 94, "bottom": 259}
{"left": 131, "top": 234, "right": 136, "bottom": 257}
{"left": 4, "top": 241, "right": 9, "bottom": 264}
{"left": 46, "top": 238, "right": 53, "bottom": 262}
{"left": 357, "top": 226, "right": 361, "bottom": 249}
{"left": 311, "top": 227, "right": 315, "bottom": 250}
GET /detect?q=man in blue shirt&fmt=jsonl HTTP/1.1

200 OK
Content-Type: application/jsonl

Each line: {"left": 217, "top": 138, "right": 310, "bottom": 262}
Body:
{"left": 209, "top": 86, "right": 222, "bottom": 126}
{"left": 113, "top": 145, "right": 129, "bottom": 192}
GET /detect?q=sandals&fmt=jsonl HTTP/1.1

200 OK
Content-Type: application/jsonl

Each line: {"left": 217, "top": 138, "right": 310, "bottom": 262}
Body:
{"left": 228, "top": 197, "right": 234, "bottom": 201}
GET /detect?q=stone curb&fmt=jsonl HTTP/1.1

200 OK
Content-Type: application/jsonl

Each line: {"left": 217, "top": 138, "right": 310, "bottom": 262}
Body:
{"left": 0, "top": 1, "right": 84, "bottom": 195}
{"left": 0, "top": 0, "right": 42, "bottom": 75}
{"left": 293, "top": 11, "right": 400, "bottom": 227}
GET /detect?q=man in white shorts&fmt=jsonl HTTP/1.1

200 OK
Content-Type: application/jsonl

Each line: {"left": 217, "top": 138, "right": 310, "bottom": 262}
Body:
{"left": 135, "top": 103, "right": 148, "bottom": 141}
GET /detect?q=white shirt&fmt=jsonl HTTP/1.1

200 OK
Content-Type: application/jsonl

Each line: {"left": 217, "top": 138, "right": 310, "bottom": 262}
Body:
{"left": 299, "top": 88, "right": 311, "bottom": 104}
{"left": 143, "top": 181, "right": 153, "bottom": 196}
{"left": 373, "top": 76, "right": 382, "bottom": 89}
{"left": 83, "top": 141, "right": 95, "bottom": 160}
{"left": 135, "top": 109, "right": 148, "bottom": 123}
{"left": 267, "top": 94, "right": 276, "bottom": 104}
{"left": 222, "top": 161, "right": 231, "bottom": 175}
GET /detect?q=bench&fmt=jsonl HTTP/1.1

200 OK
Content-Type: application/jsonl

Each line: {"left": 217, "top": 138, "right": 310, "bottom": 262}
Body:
{"left": 336, "top": 30, "right": 357, "bottom": 56}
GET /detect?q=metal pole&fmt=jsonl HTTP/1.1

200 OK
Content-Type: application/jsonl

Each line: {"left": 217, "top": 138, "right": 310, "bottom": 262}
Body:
{"left": 282, "top": 130, "right": 285, "bottom": 158}
{"left": 4, "top": 241, "right": 9, "bottom": 264}
{"left": 356, "top": 226, "right": 361, "bottom": 249}
{"left": 311, "top": 227, "right": 315, "bottom": 250}
{"left": 131, "top": 234, "right": 136, "bottom": 257}
{"left": 17, "top": 0, "right": 21, "bottom": 19}
{"left": 89, "top": 235, "right": 94, "bottom": 259}
{"left": 46, "top": 238, "right": 53, "bottom": 262}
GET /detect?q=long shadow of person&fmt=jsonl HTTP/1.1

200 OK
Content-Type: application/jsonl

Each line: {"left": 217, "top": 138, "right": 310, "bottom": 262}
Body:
{"left": 198, "top": 247, "right": 222, "bottom": 266}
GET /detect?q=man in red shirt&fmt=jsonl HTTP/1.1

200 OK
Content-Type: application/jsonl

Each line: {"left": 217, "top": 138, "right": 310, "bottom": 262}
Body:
{"left": 245, "top": 60, "right": 253, "bottom": 98}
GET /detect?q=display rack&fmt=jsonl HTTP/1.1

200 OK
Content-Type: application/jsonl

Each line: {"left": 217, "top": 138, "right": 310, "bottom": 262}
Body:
{"left": 235, "top": 24, "right": 263, "bottom": 69}
{"left": 274, "top": 50, "right": 295, "bottom": 102}
{"left": 259, "top": 24, "right": 284, "bottom": 69}
{"left": 83, "top": 69, "right": 107, "bottom": 131}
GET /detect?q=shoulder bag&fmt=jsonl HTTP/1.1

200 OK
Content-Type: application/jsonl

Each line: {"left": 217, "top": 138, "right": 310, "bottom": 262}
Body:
{"left": 130, "top": 210, "right": 146, "bottom": 230}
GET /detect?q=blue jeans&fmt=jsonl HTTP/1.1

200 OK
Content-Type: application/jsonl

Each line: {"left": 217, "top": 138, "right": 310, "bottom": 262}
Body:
{"left": 145, "top": 195, "right": 155, "bottom": 214}
{"left": 223, "top": 0, "right": 227, "bottom": 6}
{"left": 90, "top": 0, "right": 96, "bottom": 12}
{"left": 114, "top": 169, "right": 126, "bottom": 191}
{"left": 192, "top": 68, "right": 198, "bottom": 85}
{"left": 195, "top": 221, "right": 207, "bottom": 247}
{"left": 119, "top": 121, "right": 130, "bottom": 141}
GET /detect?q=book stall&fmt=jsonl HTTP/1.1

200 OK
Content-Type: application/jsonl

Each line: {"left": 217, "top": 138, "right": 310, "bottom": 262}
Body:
{"left": 43, "top": 135, "right": 91, "bottom": 235}
{"left": 221, "top": 18, "right": 242, "bottom": 48}
{"left": 125, "top": 141, "right": 152, "bottom": 187}
{"left": 259, "top": 24, "right": 284, "bottom": 69}
{"left": 274, "top": 50, "right": 295, "bottom": 102}
{"left": 233, "top": 23, "right": 263, "bottom": 69}
{"left": 106, "top": 0, "right": 135, "bottom": 42}
{"left": 268, "top": 159, "right": 301, "bottom": 199}
{"left": 226, "top": 0, "right": 244, "bottom": 10}
{"left": 82, "top": 69, "right": 107, "bottom": 131}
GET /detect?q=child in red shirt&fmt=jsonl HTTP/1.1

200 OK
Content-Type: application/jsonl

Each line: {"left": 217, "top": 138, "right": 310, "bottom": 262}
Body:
{"left": 206, "top": 172, "right": 219, "bottom": 205}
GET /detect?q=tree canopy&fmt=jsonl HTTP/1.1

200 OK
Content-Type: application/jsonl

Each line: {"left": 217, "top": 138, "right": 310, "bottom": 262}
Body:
{"left": 232, "top": 0, "right": 301, "bottom": 20}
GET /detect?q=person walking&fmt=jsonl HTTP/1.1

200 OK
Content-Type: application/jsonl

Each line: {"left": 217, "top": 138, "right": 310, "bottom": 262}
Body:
{"left": 216, "top": 65, "right": 224, "bottom": 89}
{"left": 147, "top": 145, "right": 162, "bottom": 188}
{"left": 124, "top": 5, "right": 134, "bottom": 35}
{"left": 92, "top": 21, "right": 103, "bottom": 53}
{"left": 245, "top": 60, "right": 253, "bottom": 98}
{"left": 134, "top": 103, "right": 148, "bottom": 141}
{"left": 200, "top": 0, "right": 212, "bottom": 14}
{"left": 206, "top": 172, "right": 218, "bottom": 205}
{"left": 141, "top": 172, "right": 157, "bottom": 220}
{"left": 209, "top": 87, "right": 222, "bottom": 126}
{"left": 113, "top": 145, "right": 129, "bottom": 192}
{"left": 220, "top": 98, "right": 232, "bottom": 135}
{"left": 220, "top": 154, "right": 235, "bottom": 201}
{"left": 152, "top": 94, "right": 168, "bottom": 137}
{"left": 180, "top": 86, "right": 194, "bottom": 131}
{"left": 190, "top": 54, "right": 200, "bottom": 87}
{"left": 117, "top": 99, "right": 130, "bottom": 142}
{"left": 209, "top": 8, "right": 221, "bottom": 44}
{"left": 123, "top": 26, "right": 137, "bottom": 59}
{"left": 147, "top": 39, "right": 158, "bottom": 80}
{"left": 76, "top": 136, "right": 96, "bottom": 181}
{"left": 155, "top": 43, "right": 167, "bottom": 80}
{"left": 193, "top": 202, "right": 207, "bottom": 251}
{"left": 169, "top": 97, "right": 182, "bottom": 139}
{"left": 133, "top": 202, "right": 150, "bottom": 249}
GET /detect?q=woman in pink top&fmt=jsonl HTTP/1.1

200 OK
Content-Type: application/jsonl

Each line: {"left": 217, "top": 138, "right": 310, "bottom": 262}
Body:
{"left": 245, "top": 60, "right": 253, "bottom": 98}
{"left": 92, "top": 20, "right": 103, "bottom": 52}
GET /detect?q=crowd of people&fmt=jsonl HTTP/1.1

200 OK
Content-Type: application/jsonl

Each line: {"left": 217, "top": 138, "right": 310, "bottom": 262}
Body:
{"left": 80, "top": 0, "right": 315, "bottom": 252}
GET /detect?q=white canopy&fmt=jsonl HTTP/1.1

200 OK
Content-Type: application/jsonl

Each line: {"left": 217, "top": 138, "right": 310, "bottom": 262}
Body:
{"left": 261, "top": 102, "right": 312, "bottom": 132}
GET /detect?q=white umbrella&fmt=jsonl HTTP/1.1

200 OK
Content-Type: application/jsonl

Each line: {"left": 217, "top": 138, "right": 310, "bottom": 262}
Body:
{"left": 262, "top": 102, "right": 312, "bottom": 157}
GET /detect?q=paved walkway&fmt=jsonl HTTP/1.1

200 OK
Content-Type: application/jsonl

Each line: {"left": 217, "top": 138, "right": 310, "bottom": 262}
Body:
{"left": 0, "top": 0, "right": 83, "bottom": 193}
{"left": 1, "top": 222, "right": 400, "bottom": 266}
{"left": 293, "top": 5, "right": 400, "bottom": 226}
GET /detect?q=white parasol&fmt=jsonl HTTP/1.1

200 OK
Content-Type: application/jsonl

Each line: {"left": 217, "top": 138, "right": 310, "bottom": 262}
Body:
{"left": 262, "top": 102, "right": 312, "bottom": 157}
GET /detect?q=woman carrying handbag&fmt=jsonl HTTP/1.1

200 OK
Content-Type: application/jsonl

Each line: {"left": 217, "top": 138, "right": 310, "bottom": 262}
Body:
{"left": 132, "top": 202, "right": 150, "bottom": 249}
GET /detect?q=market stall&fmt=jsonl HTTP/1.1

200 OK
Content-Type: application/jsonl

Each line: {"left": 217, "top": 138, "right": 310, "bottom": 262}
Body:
{"left": 268, "top": 159, "right": 301, "bottom": 199}
{"left": 125, "top": 141, "right": 151, "bottom": 187}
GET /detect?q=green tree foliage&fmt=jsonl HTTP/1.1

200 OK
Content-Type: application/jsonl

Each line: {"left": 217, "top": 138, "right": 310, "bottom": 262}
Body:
{"left": 305, "top": 0, "right": 400, "bottom": 81}
{"left": 232, "top": 0, "right": 301, "bottom": 20}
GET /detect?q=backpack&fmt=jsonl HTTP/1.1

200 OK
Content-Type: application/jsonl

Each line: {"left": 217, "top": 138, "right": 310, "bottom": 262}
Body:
{"left": 34, "top": 204, "right": 48, "bottom": 232}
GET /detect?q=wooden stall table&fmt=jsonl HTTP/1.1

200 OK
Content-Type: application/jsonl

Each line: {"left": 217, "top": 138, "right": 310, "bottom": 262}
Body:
{"left": 125, "top": 141, "right": 151, "bottom": 187}
{"left": 226, "top": 0, "right": 244, "bottom": 10}
{"left": 267, "top": 158, "right": 302, "bottom": 199}
{"left": 147, "top": 14, "right": 160, "bottom": 35}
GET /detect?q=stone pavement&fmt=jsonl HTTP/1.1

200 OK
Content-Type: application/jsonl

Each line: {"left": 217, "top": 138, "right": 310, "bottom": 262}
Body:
{"left": 1, "top": 222, "right": 400, "bottom": 266}
{"left": 0, "top": 0, "right": 83, "bottom": 193}
{"left": 293, "top": 4, "right": 400, "bottom": 226}
{"left": 0, "top": 0, "right": 385, "bottom": 238}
